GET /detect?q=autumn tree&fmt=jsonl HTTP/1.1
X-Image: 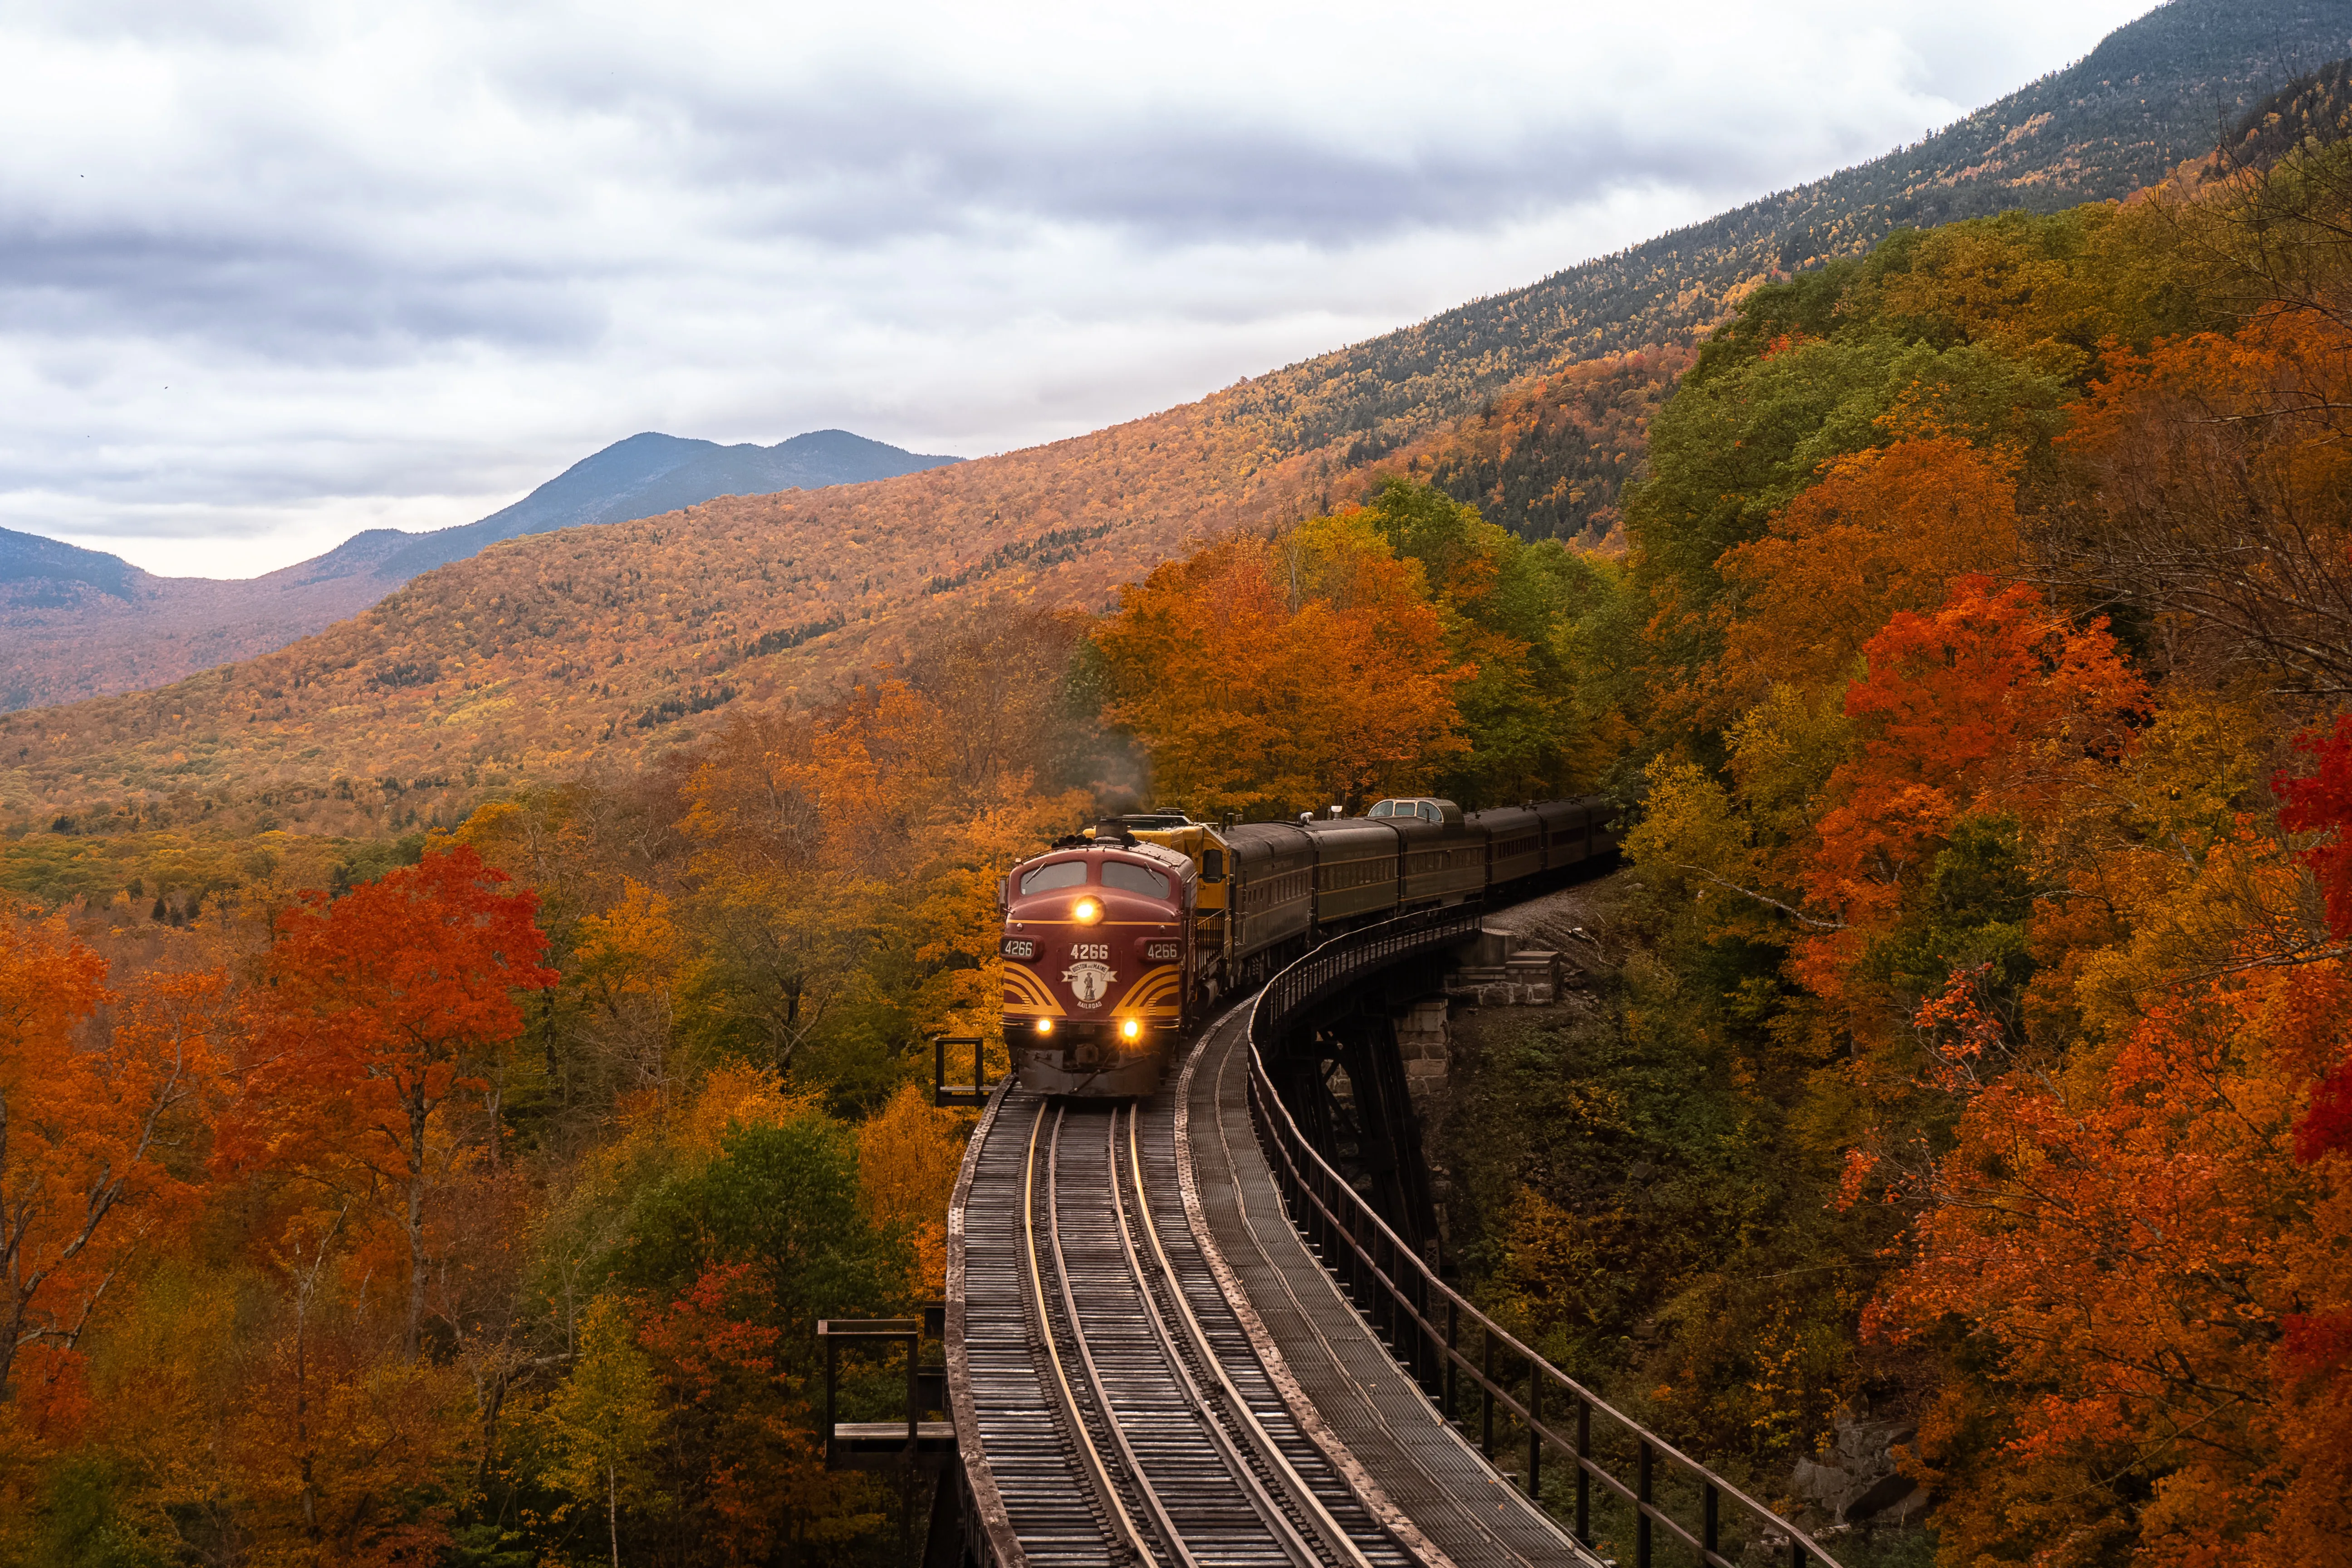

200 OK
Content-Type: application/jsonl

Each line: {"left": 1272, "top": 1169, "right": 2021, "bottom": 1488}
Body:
{"left": 225, "top": 846, "right": 556, "bottom": 1359}
{"left": 2280, "top": 714, "right": 2352, "bottom": 1160}
{"left": 536, "top": 1294, "right": 662, "bottom": 1568}
{"left": 1715, "top": 436, "right": 2024, "bottom": 709}
{"left": 856, "top": 1084, "right": 969, "bottom": 1294}
{"left": 1874, "top": 949, "right": 2352, "bottom": 1565}
{"left": 1359, "top": 477, "right": 1634, "bottom": 803}
{"left": 592, "top": 1103, "right": 902, "bottom": 1561}
{"left": 1094, "top": 511, "right": 1468, "bottom": 817}
{"left": 570, "top": 877, "right": 687, "bottom": 1105}
{"left": 0, "top": 911, "right": 226, "bottom": 1403}
{"left": 2043, "top": 310, "right": 2352, "bottom": 695}
{"left": 224, "top": 1303, "right": 475, "bottom": 1566}
{"left": 676, "top": 676, "right": 1084, "bottom": 1091}
{"left": 1792, "top": 578, "right": 2144, "bottom": 1011}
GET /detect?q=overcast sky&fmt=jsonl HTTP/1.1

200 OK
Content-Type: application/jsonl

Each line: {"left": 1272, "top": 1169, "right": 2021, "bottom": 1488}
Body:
{"left": 6, "top": 0, "right": 2157, "bottom": 579}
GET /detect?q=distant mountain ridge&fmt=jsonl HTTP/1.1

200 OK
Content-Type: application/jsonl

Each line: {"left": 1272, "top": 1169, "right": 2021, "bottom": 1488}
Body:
{"left": 0, "top": 430, "right": 960, "bottom": 711}
{"left": 0, "top": 0, "right": 2338, "bottom": 835}
{"left": 375, "top": 430, "right": 961, "bottom": 578}
{"left": 1202, "top": 0, "right": 2352, "bottom": 474}
{"left": 0, "top": 529, "right": 139, "bottom": 602}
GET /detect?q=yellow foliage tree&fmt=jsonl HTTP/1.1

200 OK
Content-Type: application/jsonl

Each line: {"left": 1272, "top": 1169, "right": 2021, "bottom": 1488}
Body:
{"left": 856, "top": 1084, "right": 970, "bottom": 1294}
{"left": 535, "top": 1294, "right": 665, "bottom": 1568}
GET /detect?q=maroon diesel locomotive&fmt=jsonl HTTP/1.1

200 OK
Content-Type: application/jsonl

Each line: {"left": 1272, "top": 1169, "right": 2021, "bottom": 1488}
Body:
{"left": 997, "top": 833, "right": 1198, "bottom": 1096}
{"left": 998, "top": 796, "right": 1618, "bottom": 1098}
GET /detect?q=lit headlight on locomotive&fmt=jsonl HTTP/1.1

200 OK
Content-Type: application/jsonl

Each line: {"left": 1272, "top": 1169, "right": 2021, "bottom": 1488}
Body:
{"left": 1000, "top": 835, "right": 1197, "bottom": 1098}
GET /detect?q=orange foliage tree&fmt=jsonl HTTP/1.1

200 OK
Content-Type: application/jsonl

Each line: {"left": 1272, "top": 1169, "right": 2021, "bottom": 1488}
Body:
{"left": 1798, "top": 578, "right": 2145, "bottom": 977}
{"left": 2046, "top": 309, "right": 2352, "bottom": 694}
{"left": 0, "top": 911, "right": 226, "bottom": 1405}
{"left": 1093, "top": 512, "right": 1468, "bottom": 816}
{"left": 1716, "top": 436, "right": 2024, "bottom": 707}
{"left": 856, "top": 1083, "right": 970, "bottom": 1294}
{"left": 678, "top": 671, "right": 1087, "bottom": 1077}
{"left": 222, "top": 846, "right": 555, "bottom": 1359}
{"left": 1872, "top": 938, "right": 2352, "bottom": 1565}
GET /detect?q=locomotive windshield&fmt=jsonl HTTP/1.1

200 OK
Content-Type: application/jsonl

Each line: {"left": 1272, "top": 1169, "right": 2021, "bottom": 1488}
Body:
{"left": 1019, "top": 860, "right": 1089, "bottom": 894}
{"left": 1101, "top": 862, "right": 1170, "bottom": 898}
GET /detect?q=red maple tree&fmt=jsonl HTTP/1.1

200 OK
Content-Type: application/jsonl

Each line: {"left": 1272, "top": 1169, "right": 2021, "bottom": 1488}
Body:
{"left": 221, "top": 846, "right": 555, "bottom": 1358}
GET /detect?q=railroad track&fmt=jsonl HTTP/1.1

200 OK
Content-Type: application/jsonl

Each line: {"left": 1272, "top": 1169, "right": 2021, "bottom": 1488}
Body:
{"left": 961, "top": 1073, "right": 1419, "bottom": 1568}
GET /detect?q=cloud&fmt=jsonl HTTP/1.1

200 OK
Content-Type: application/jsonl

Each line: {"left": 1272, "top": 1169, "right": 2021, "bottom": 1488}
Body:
{"left": 0, "top": 0, "right": 2155, "bottom": 577}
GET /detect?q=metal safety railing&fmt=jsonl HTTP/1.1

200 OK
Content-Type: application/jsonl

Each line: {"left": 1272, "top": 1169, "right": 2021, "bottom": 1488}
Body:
{"left": 1259, "top": 902, "right": 1483, "bottom": 1025}
{"left": 1250, "top": 913, "right": 1844, "bottom": 1568}
{"left": 816, "top": 1309, "right": 954, "bottom": 1472}
{"left": 934, "top": 1034, "right": 997, "bottom": 1108}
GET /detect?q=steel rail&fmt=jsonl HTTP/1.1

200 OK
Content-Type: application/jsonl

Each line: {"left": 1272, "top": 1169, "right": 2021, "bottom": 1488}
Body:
{"left": 1023, "top": 1100, "right": 1160, "bottom": 1564}
{"left": 1195, "top": 1032, "right": 1553, "bottom": 1567}
{"left": 1247, "top": 911, "right": 1848, "bottom": 1568}
{"left": 1120, "top": 1105, "right": 1390, "bottom": 1568}
{"left": 1102, "top": 1107, "right": 1330, "bottom": 1568}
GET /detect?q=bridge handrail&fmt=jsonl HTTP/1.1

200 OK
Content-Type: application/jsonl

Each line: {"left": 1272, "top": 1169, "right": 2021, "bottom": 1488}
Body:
{"left": 1248, "top": 909, "right": 1843, "bottom": 1568}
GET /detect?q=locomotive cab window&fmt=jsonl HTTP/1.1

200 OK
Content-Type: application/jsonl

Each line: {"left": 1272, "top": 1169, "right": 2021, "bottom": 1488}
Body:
{"left": 1201, "top": 848, "right": 1225, "bottom": 882}
{"left": 1101, "top": 861, "right": 1170, "bottom": 898}
{"left": 1020, "top": 860, "right": 1089, "bottom": 895}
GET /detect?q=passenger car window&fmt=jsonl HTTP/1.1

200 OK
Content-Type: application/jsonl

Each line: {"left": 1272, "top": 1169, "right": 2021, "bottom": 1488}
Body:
{"left": 1019, "top": 860, "right": 1089, "bottom": 895}
{"left": 1100, "top": 861, "right": 1171, "bottom": 898}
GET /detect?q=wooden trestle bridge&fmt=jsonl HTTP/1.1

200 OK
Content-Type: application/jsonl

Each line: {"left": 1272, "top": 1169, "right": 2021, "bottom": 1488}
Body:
{"left": 821, "top": 907, "right": 1845, "bottom": 1568}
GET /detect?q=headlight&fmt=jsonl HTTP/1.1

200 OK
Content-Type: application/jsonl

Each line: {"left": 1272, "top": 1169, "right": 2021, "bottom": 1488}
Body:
{"left": 1000, "top": 937, "right": 1037, "bottom": 960}
{"left": 1073, "top": 897, "right": 1102, "bottom": 924}
{"left": 1034, "top": 1018, "right": 1054, "bottom": 1036}
{"left": 1120, "top": 1019, "right": 1142, "bottom": 1041}
{"left": 1144, "top": 940, "right": 1181, "bottom": 962}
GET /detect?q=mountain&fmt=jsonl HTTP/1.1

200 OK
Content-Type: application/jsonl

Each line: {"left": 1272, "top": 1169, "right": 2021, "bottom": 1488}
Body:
{"left": 0, "top": 431, "right": 960, "bottom": 713}
{"left": 0, "top": 526, "right": 423, "bottom": 715}
{"left": 1, "top": 0, "right": 2336, "bottom": 836}
{"left": 2220, "top": 53, "right": 2352, "bottom": 164}
{"left": 372, "top": 430, "right": 961, "bottom": 579}
{"left": 1192, "top": 0, "right": 2352, "bottom": 477}
{"left": 0, "top": 529, "right": 140, "bottom": 603}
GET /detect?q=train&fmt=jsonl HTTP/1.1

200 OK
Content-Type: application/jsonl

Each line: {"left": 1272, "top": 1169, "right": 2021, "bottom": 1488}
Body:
{"left": 997, "top": 796, "right": 1618, "bottom": 1096}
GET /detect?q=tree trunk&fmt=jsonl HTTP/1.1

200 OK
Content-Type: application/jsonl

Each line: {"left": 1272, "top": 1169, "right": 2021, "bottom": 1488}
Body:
{"left": 608, "top": 1461, "right": 621, "bottom": 1568}
{"left": 406, "top": 1089, "right": 431, "bottom": 1360}
{"left": 0, "top": 1289, "right": 20, "bottom": 1403}
{"left": 298, "top": 1297, "right": 319, "bottom": 1543}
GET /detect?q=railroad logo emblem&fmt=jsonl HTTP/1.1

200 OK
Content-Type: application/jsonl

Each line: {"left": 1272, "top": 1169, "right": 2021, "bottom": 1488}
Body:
{"left": 1061, "top": 960, "right": 1116, "bottom": 1008}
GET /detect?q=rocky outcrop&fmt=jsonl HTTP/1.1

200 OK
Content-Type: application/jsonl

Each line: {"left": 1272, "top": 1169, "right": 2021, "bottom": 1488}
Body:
{"left": 1792, "top": 1410, "right": 1928, "bottom": 1529}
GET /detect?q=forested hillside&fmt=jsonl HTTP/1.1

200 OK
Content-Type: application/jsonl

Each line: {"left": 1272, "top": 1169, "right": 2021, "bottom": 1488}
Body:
{"left": 1, "top": 0, "right": 2331, "bottom": 838}
{"left": 1387, "top": 348, "right": 1693, "bottom": 548}
{"left": 0, "top": 431, "right": 958, "bottom": 715}
{"left": 1201, "top": 0, "right": 2350, "bottom": 465}
{"left": 0, "top": 525, "right": 418, "bottom": 714}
